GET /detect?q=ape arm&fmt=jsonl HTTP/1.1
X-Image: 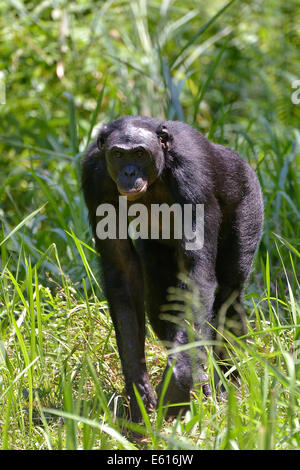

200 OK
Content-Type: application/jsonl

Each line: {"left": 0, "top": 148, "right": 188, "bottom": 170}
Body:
{"left": 95, "top": 238, "right": 156, "bottom": 421}
{"left": 82, "top": 141, "right": 156, "bottom": 421}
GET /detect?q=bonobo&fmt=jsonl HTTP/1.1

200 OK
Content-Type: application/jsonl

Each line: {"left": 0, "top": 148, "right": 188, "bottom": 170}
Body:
{"left": 82, "top": 116, "right": 263, "bottom": 421}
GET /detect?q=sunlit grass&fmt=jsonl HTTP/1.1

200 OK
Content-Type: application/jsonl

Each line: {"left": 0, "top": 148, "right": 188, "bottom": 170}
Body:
{"left": 0, "top": 221, "right": 299, "bottom": 449}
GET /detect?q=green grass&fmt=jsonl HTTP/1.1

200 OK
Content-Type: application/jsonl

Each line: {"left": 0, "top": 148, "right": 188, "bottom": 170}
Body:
{"left": 0, "top": 0, "right": 299, "bottom": 451}
{"left": 0, "top": 221, "right": 299, "bottom": 449}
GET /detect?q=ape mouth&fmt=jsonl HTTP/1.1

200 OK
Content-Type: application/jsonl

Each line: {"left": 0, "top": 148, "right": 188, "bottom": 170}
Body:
{"left": 118, "top": 182, "right": 148, "bottom": 200}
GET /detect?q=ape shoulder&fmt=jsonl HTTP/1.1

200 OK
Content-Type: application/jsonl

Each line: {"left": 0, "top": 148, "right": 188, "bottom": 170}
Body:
{"left": 81, "top": 140, "right": 117, "bottom": 217}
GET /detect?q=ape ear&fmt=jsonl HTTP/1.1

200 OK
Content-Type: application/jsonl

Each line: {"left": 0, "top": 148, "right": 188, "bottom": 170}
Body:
{"left": 156, "top": 124, "right": 171, "bottom": 150}
{"left": 96, "top": 124, "right": 109, "bottom": 150}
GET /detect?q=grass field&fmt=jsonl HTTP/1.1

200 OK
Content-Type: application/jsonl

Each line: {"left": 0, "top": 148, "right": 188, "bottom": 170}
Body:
{"left": 0, "top": 0, "right": 299, "bottom": 450}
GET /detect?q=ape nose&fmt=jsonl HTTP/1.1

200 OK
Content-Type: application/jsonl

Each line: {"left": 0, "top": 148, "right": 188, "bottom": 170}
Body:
{"left": 124, "top": 165, "right": 136, "bottom": 177}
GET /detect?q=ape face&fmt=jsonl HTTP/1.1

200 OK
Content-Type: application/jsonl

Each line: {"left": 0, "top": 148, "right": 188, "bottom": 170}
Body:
{"left": 99, "top": 121, "right": 165, "bottom": 201}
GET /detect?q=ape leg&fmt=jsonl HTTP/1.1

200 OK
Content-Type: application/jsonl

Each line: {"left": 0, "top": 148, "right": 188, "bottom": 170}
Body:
{"left": 136, "top": 240, "right": 216, "bottom": 416}
{"left": 213, "top": 177, "right": 264, "bottom": 362}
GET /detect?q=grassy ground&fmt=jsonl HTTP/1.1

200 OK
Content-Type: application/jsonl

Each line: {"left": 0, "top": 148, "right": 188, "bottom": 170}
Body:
{"left": 0, "top": 0, "right": 299, "bottom": 450}
{"left": 0, "top": 232, "right": 299, "bottom": 450}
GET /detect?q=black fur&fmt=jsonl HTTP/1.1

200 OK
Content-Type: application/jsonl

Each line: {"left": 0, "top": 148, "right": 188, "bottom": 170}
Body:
{"left": 82, "top": 116, "right": 264, "bottom": 421}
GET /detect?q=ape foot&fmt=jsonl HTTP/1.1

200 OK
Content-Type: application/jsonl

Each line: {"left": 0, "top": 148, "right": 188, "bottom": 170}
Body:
{"left": 128, "top": 381, "right": 157, "bottom": 423}
{"left": 156, "top": 374, "right": 190, "bottom": 418}
{"left": 196, "top": 372, "right": 212, "bottom": 397}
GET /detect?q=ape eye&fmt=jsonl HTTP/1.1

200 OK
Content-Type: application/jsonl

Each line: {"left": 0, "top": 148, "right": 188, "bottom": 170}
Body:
{"left": 136, "top": 150, "right": 144, "bottom": 158}
{"left": 114, "top": 151, "right": 122, "bottom": 158}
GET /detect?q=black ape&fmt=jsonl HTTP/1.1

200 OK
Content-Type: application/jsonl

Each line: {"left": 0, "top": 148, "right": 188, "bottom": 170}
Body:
{"left": 82, "top": 116, "right": 263, "bottom": 421}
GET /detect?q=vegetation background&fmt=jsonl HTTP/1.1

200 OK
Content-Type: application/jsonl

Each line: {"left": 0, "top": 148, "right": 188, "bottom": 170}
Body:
{"left": 0, "top": 0, "right": 299, "bottom": 450}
